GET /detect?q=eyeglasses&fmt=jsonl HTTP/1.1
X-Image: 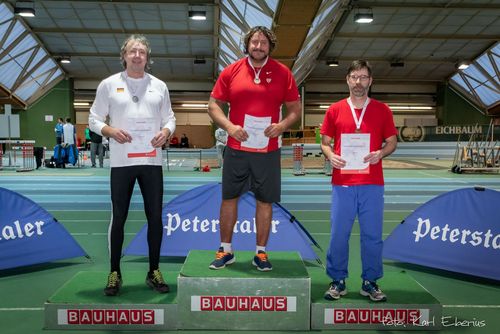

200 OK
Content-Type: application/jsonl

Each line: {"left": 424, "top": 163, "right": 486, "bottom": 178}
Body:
{"left": 348, "top": 75, "right": 370, "bottom": 82}
{"left": 127, "top": 48, "right": 147, "bottom": 56}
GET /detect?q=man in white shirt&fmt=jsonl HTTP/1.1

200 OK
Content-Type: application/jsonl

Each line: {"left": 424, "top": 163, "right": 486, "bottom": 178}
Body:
{"left": 89, "top": 34, "right": 176, "bottom": 297}
{"left": 214, "top": 127, "right": 227, "bottom": 168}
{"left": 62, "top": 118, "right": 75, "bottom": 145}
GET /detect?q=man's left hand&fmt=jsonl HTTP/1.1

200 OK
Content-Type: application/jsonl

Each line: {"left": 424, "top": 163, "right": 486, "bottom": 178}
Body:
{"left": 151, "top": 130, "right": 169, "bottom": 148}
{"left": 264, "top": 123, "right": 285, "bottom": 138}
{"left": 364, "top": 150, "right": 382, "bottom": 164}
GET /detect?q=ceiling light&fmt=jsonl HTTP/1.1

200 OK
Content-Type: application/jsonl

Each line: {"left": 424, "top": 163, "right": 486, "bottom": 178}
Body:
{"left": 390, "top": 60, "right": 405, "bottom": 67}
{"left": 181, "top": 103, "right": 208, "bottom": 108}
{"left": 457, "top": 61, "right": 470, "bottom": 70}
{"left": 59, "top": 56, "right": 71, "bottom": 64}
{"left": 389, "top": 105, "right": 433, "bottom": 110}
{"left": 354, "top": 8, "right": 373, "bottom": 24}
{"left": 326, "top": 60, "right": 339, "bottom": 67}
{"left": 194, "top": 56, "right": 206, "bottom": 64}
{"left": 14, "top": 1, "right": 35, "bottom": 17}
{"left": 189, "top": 10, "right": 206, "bottom": 21}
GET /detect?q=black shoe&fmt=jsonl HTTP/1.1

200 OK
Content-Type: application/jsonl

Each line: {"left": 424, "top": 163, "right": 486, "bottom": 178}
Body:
{"left": 252, "top": 251, "right": 273, "bottom": 271}
{"left": 104, "top": 271, "right": 122, "bottom": 296}
{"left": 209, "top": 247, "right": 235, "bottom": 269}
{"left": 146, "top": 269, "right": 170, "bottom": 293}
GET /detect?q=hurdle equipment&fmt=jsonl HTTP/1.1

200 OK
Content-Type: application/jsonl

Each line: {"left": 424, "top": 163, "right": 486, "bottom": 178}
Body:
{"left": 292, "top": 143, "right": 306, "bottom": 175}
{"left": 323, "top": 155, "right": 332, "bottom": 175}
{"left": 451, "top": 121, "right": 500, "bottom": 174}
{"left": 0, "top": 140, "right": 36, "bottom": 172}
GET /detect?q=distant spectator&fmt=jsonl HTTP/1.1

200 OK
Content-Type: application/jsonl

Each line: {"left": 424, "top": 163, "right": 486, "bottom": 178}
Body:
{"left": 85, "top": 125, "right": 91, "bottom": 150}
{"left": 214, "top": 127, "right": 227, "bottom": 168}
{"left": 170, "top": 135, "right": 179, "bottom": 148}
{"left": 180, "top": 133, "right": 189, "bottom": 148}
{"left": 89, "top": 129, "right": 104, "bottom": 168}
{"left": 62, "top": 118, "right": 75, "bottom": 145}
{"left": 54, "top": 118, "right": 64, "bottom": 144}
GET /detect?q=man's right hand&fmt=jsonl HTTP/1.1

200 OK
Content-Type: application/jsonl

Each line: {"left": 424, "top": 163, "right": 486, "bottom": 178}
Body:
{"left": 328, "top": 153, "right": 346, "bottom": 169}
{"left": 227, "top": 124, "right": 248, "bottom": 142}
{"left": 108, "top": 127, "right": 132, "bottom": 144}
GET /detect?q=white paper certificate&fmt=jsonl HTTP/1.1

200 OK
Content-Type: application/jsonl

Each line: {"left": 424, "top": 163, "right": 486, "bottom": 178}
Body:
{"left": 340, "top": 133, "right": 370, "bottom": 174}
{"left": 126, "top": 118, "right": 157, "bottom": 158}
{"left": 240, "top": 114, "right": 271, "bottom": 152}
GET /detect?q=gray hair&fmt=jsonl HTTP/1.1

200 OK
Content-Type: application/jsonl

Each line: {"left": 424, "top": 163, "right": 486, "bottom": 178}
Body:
{"left": 120, "top": 34, "right": 152, "bottom": 70}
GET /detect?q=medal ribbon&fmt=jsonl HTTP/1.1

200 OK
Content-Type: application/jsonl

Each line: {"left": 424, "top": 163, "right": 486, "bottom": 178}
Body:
{"left": 247, "top": 56, "right": 268, "bottom": 84}
{"left": 347, "top": 97, "right": 370, "bottom": 131}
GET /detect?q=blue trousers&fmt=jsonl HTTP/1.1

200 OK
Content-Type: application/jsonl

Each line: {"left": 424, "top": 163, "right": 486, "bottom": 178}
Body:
{"left": 326, "top": 185, "right": 384, "bottom": 282}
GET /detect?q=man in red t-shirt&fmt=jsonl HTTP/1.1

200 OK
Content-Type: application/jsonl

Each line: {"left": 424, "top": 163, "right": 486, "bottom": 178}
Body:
{"left": 207, "top": 26, "right": 301, "bottom": 271}
{"left": 321, "top": 60, "right": 397, "bottom": 302}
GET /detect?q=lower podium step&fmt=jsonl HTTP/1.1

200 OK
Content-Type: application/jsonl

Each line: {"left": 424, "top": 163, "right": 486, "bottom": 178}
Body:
{"left": 177, "top": 250, "right": 311, "bottom": 330}
{"left": 309, "top": 268, "right": 442, "bottom": 330}
{"left": 44, "top": 271, "right": 178, "bottom": 330}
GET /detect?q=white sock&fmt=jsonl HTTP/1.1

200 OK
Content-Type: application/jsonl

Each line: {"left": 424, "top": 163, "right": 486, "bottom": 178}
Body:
{"left": 256, "top": 246, "right": 266, "bottom": 254}
{"left": 221, "top": 242, "right": 232, "bottom": 253}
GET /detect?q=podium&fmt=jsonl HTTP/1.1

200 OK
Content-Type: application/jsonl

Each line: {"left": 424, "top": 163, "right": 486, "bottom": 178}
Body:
{"left": 44, "top": 251, "right": 441, "bottom": 331}
{"left": 177, "top": 250, "right": 310, "bottom": 330}
{"left": 309, "top": 268, "right": 442, "bottom": 330}
{"left": 44, "top": 271, "right": 178, "bottom": 330}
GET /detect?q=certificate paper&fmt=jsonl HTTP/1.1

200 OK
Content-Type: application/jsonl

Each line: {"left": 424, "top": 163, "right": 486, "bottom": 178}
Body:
{"left": 126, "top": 118, "right": 157, "bottom": 158}
{"left": 240, "top": 115, "right": 271, "bottom": 152}
{"left": 340, "top": 133, "right": 370, "bottom": 174}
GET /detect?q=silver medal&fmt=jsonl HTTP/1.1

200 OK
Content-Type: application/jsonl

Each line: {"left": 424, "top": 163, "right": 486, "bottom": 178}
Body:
{"left": 254, "top": 77, "right": 261, "bottom": 84}
{"left": 132, "top": 95, "right": 139, "bottom": 103}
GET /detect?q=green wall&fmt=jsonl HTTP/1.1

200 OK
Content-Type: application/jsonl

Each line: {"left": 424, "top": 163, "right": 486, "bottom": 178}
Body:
{"left": 436, "top": 84, "right": 490, "bottom": 126}
{"left": 17, "top": 79, "right": 74, "bottom": 149}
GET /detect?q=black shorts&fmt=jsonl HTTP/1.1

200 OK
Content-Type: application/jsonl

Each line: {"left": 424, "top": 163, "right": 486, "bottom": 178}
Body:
{"left": 222, "top": 146, "right": 281, "bottom": 203}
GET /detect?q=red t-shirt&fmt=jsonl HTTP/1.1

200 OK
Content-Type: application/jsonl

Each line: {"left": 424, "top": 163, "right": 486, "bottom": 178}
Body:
{"left": 321, "top": 98, "right": 397, "bottom": 185}
{"left": 211, "top": 57, "right": 300, "bottom": 152}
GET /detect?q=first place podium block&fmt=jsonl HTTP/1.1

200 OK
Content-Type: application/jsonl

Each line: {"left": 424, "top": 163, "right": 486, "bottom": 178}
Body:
{"left": 177, "top": 250, "right": 311, "bottom": 331}
{"left": 44, "top": 271, "right": 178, "bottom": 330}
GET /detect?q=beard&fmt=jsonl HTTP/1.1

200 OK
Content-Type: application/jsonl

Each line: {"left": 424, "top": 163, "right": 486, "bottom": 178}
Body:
{"left": 248, "top": 49, "right": 268, "bottom": 63}
{"left": 351, "top": 85, "right": 369, "bottom": 97}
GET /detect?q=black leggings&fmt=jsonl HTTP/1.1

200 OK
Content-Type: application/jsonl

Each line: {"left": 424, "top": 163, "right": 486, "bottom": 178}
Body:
{"left": 109, "top": 165, "right": 164, "bottom": 274}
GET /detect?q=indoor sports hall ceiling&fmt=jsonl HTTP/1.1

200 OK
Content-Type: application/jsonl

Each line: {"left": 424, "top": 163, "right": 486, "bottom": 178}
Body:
{"left": 0, "top": 0, "right": 499, "bottom": 114}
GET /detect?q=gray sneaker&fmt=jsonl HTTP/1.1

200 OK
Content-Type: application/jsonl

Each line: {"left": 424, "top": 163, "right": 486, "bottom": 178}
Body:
{"left": 324, "top": 280, "right": 347, "bottom": 300}
{"left": 360, "top": 280, "right": 387, "bottom": 302}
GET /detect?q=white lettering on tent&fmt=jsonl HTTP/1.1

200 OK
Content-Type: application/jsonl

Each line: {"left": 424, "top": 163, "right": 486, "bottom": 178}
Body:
{"left": 200, "top": 219, "right": 210, "bottom": 232}
{"left": 412, "top": 217, "right": 499, "bottom": 250}
{"left": 164, "top": 213, "right": 280, "bottom": 236}
{"left": 165, "top": 213, "right": 181, "bottom": 236}
{"left": 238, "top": 219, "right": 253, "bottom": 234}
{"left": 413, "top": 218, "right": 430, "bottom": 242}
{"left": 0, "top": 220, "right": 44, "bottom": 241}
